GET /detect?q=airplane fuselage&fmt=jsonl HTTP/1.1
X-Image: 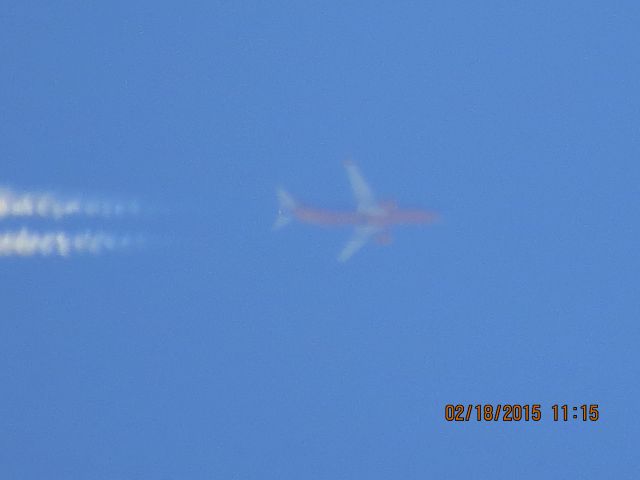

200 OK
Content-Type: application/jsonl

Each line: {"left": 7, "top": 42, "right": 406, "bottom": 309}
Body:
{"left": 291, "top": 205, "right": 438, "bottom": 228}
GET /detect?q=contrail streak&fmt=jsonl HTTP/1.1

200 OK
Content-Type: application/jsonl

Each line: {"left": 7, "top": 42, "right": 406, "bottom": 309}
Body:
{"left": 0, "top": 187, "right": 139, "bottom": 219}
{"left": 0, "top": 229, "right": 141, "bottom": 257}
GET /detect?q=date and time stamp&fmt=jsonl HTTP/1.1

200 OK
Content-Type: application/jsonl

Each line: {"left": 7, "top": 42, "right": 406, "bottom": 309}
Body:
{"left": 444, "top": 404, "right": 600, "bottom": 422}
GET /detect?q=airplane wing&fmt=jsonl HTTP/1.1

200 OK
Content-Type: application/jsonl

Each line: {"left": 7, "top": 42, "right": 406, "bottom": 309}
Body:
{"left": 343, "top": 161, "right": 380, "bottom": 214}
{"left": 337, "top": 225, "right": 379, "bottom": 262}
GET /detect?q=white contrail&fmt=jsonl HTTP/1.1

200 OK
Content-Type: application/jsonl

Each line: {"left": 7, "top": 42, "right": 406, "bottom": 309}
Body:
{"left": 0, "top": 187, "right": 139, "bottom": 219}
{"left": 0, "top": 229, "right": 142, "bottom": 257}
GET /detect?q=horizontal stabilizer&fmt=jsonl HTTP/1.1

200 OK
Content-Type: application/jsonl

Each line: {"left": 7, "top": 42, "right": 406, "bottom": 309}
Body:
{"left": 273, "top": 187, "right": 297, "bottom": 230}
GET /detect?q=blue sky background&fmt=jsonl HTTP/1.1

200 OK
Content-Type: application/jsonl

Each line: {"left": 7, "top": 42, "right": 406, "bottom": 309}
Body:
{"left": 2, "top": 1, "right": 639, "bottom": 478}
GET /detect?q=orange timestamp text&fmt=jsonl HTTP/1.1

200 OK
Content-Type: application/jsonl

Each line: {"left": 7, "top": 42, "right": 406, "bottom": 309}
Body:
{"left": 444, "top": 404, "right": 599, "bottom": 422}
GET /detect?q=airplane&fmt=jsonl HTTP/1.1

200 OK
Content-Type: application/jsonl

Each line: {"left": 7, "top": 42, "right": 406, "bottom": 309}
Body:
{"left": 274, "top": 161, "right": 438, "bottom": 262}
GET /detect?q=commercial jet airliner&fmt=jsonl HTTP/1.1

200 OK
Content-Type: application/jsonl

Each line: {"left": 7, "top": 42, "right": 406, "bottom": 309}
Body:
{"left": 274, "top": 161, "right": 438, "bottom": 262}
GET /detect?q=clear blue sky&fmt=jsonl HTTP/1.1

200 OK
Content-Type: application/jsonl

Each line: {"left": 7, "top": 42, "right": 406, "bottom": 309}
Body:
{"left": 2, "top": 1, "right": 639, "bottom": 478}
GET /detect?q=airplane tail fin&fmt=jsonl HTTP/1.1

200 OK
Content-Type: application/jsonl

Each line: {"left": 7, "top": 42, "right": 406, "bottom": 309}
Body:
{"left": 273, "top": 187, "right": 297, "bottom": 230}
